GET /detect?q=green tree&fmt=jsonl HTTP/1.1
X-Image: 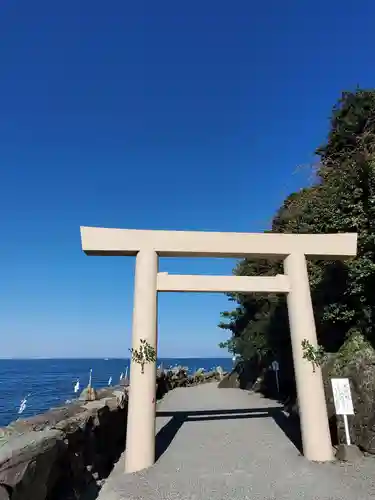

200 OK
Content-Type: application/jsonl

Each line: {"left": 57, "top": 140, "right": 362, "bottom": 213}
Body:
{"left": 219, "top": 88, "right": 375, "bottom": 396}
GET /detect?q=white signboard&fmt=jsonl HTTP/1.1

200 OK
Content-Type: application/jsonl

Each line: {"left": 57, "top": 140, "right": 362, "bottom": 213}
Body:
{"left": 271, "top": 360, "right": 279, "bottom": 372}
{"left": 331, "top": 378, "right": 354, "bottom": 415}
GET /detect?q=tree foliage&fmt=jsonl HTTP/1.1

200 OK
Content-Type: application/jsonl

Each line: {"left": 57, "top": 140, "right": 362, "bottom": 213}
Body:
{"left": 219, "top": 89, "right": 375, "bottom": 394}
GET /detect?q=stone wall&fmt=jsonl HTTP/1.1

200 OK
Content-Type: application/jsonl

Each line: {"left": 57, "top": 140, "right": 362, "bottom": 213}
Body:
{"left": 0, "top": 369, "right": 224, "bottom": 500}
{"left": 0, "top": 386, "right": 128, "bottom": 500}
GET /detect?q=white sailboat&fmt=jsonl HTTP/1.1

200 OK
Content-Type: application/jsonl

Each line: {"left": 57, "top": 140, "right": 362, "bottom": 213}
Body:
{"left": 108, "top": 376, "right": 112, "bottom": 386}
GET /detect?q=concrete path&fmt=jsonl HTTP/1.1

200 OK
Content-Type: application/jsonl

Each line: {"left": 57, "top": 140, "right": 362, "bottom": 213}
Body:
{"left": 98, "top": 383, "right": 375, "bottom": 500}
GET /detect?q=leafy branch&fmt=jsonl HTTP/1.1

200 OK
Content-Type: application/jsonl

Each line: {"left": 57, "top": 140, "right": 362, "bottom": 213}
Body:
{"left": 301, "top": 339, "right": 327, "bottom": 372}
{"left": 130, "top": 339, "right": 156, "bottom": 374}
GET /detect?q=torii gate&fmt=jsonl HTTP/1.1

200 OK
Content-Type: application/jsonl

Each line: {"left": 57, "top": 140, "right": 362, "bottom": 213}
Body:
{"left": 80, "top": 226, "right": 357, "bottom": 473}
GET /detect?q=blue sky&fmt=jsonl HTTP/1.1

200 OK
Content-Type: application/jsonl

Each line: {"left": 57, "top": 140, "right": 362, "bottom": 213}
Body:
{"left": 1, "top": 1, "right": 374, "bottom": 358}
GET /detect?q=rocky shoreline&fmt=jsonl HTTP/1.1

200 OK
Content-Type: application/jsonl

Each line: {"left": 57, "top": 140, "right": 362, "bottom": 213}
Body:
{"left": 0, "top": 367, "right": 225, "bottom": 500}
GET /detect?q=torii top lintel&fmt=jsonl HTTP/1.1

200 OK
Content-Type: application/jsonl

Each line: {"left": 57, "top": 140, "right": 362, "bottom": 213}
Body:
{"left": 80, "top": 226, "right": 357, "bottom": 260}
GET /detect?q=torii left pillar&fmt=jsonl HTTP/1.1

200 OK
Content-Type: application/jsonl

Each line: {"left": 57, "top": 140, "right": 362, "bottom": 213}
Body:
{"left": 125, "top": 250, "right": 158, "bottom": 473}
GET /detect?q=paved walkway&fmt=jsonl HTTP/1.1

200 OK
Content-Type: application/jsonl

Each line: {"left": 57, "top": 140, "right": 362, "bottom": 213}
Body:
{"left": 98, "top": 383, "right": 375, "bottom": 500}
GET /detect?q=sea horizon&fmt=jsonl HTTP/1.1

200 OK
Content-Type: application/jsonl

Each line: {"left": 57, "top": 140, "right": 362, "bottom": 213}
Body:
{"left": 0, "top": 355, "right": 232, "bottom": 361}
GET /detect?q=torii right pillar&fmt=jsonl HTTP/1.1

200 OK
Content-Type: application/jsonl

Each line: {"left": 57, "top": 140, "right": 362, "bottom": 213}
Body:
{"left": 284, "top": 252, "right": 333, "bottom": 462}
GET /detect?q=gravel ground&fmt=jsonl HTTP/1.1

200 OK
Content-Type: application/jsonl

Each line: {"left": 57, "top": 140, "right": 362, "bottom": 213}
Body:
{"left": 98, "top": 383, "right": 375, "bottom": 500}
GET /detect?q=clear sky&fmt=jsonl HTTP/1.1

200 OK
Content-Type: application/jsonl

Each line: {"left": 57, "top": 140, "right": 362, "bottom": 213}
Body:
{"left": 1, "top": 1, "right": 374, "bottom": 358}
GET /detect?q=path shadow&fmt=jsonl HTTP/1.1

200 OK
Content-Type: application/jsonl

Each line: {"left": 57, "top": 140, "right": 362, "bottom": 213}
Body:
{"left": 267, "top": 408, "right": 302, "bottom": 454}
{"left": 155, "top": 407, "right": 302, "bottom": 461}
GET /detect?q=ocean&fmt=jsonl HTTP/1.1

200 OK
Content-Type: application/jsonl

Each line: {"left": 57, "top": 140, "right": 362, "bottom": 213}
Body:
{"left": 0, "top": 357, "right": 233, "bottom": 427}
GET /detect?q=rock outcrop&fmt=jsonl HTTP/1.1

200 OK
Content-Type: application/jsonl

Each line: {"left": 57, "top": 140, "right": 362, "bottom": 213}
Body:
{"left": 282, "top": 331, "right": 375, "bottom": 453}
{"left": 79, "top": 385, "right": 98, "bottom": 401}
{"left": 322, "top": 331, "right": 375, "bottom": 453}
{"left": 218, "top": 359, "right": 264, "bottom": 391}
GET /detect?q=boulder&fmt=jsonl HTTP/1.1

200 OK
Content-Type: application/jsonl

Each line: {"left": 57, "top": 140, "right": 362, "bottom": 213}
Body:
{"left": 113, "top": 389, "right": 128, "bottom": 409}
{"left": 156, "top": 372, "right": 171, "bottom": 400}
{"left": 119, "top": 378, "right": 129, "bottom": 387}
{"left": 0, "top": 486, "right": 10, "bottom": 500}
{"left": 79, "top": 386, "right": 98, "bottom": 402}
{"left": 322, "top": 331, "right": 375, "bottom": 453}
{"left": 168, "top": 367, "right": 189, "bottom": 389}
{"left": 0, "top": 429, "right": 64, "bottom": 500}
{"left": 218, "top": 359, "right": 261, "bottom": 390}
{"left": 218, "top": 371, "right": 240, "bottom": 389}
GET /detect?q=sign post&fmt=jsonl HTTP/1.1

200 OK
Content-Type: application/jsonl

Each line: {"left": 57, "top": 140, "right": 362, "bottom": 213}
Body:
{"left": 271, "top": 360, "right": 280, "bottom": 394}
{"left": 331, "top": 378, "right": 354, "bottom": 446}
